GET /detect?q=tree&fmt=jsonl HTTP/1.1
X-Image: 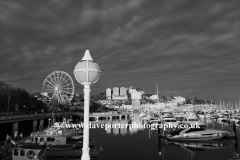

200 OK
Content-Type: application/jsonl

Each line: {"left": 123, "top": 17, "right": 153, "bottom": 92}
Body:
{"left": 0, "top": 81, "right": 47, "bottom": 113}
{"left": 71, "top": 94, "right": 84, "bottom": 103}
{"left": 90, "top": 101, "right": 102, "bottom": 112}
{"left": 91, "top": 93, "right": 106, "bottom": 101}
{"left": 136, "top": 88, "right": 141, "bottom": 92}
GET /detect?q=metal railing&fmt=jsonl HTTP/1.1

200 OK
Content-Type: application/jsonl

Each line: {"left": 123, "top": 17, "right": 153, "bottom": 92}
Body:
{"left": 0, "top": 112, "right": 75, "bottom": 121}
{"left": 90, "top": 111, "right": 123, "bottom": 115}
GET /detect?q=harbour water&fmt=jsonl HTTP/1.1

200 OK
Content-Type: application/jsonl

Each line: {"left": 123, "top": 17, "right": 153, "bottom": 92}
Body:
{"left": 1, "top": 114, "right": 240, "bottom": 160}
{"left": 90, "top": 115, "right": 240, "bottom": 160}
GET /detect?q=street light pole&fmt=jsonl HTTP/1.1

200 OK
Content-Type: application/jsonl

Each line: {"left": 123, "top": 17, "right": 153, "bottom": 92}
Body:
{"left": 48, "top": 118, "right": 51, "bottom": 129}
{"left": 74, "top": 50, "right": 101, "bottom": 160}
{"left": 211, "top": 100, "right": 212, "bottom": 110}
{"left": 7, "top": 95, "right": 10, "bottom": 118}
{"left": 82, "top": 82, "right": 91, "bottom": 160}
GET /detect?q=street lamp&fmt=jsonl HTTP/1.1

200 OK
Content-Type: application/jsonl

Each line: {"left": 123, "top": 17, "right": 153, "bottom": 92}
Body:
{"left": 74, "top": 50, "right": 101, "bottom": 160}
{"left": 211, "top": 100, "right": 212, "bottom": 110}
{"left": 7, "top": 95, "right": 10, "bottom": 118}
{"left": 48, "top": 118, "right": 51, "bottom": 128}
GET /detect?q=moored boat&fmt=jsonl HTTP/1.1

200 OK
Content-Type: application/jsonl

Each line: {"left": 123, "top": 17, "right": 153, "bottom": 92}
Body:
{"left": 45, "top": 144, "right": 99, "bottom": 159}
{"left": 11, "top": 144, "right": 46, "bottom": 160}
{"left": 165, "top": 122, "right": 230, "bottom": 141}
{"left": 182, "top": 116, "right": 206, "bottom": 128}
{"left": 173, "top": 140, "right": 230, "bottom": 150}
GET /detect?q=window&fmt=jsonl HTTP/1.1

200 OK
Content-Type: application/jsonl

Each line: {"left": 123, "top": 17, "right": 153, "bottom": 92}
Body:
{"left": 165, "top": 119, "right": 176, "bottom": 122}
{"left": 185, "top": 128, "right": 205, "bottom": 133}
{"left": 47, "top": 137, "right": 55, "bottom": 142}
{"left": 40, "top": 138, "right": 44, "bottom": 142}
{"left": 20, "top": 149, "right": 25, "bottom": 156}
{"left": 14, "top": 149, "right": 18, "bottom": 155}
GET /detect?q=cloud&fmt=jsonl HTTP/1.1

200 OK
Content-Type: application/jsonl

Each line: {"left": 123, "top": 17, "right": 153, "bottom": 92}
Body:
{"left": 0, "top": 0, "right": 240, "bottom": 102}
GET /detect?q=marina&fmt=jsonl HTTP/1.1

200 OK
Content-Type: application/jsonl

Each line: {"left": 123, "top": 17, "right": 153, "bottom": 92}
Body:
{"left": 1, "top": 1, "right": 240, "bottom": 159}
{"left": 1, "top": 107, "right": 240, "bottom": 160}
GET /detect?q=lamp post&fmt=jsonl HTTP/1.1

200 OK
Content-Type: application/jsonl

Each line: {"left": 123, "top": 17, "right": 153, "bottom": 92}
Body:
{"left": 48, "top": 118, "right": 51, "bottom": 128}
{"left": 211, "top": 100, "right": 212, "bottom": 110}
{"left": 7, "top": 95, "right": 10, "bottom": 118}
{"left": 74, "top": 50, "right": 101, "bottom": 160}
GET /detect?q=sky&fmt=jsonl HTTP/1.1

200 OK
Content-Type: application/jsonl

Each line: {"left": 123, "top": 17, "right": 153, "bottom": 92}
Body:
{"left": 0, "top": 0, "right": 240, "bottom": 103}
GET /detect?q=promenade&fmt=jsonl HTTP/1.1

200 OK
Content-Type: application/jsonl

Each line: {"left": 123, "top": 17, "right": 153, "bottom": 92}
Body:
{"left": 0, "top": 111, "right": 130, "bottom": 123}
{"left": 87, "top": 111, "right": 131, "bottom": 120}
{"left": 0, "top": 111, "right": 79, "bottom": 123}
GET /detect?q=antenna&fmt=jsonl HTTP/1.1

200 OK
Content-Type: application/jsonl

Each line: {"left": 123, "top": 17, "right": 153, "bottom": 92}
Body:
{"left": 156, "top": 84, "right": 159, "bottom": 103}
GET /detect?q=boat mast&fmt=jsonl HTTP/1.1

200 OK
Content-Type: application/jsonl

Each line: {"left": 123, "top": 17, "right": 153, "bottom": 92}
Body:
{"left": 156, "top": 84, "right": 159, "bottom": 103}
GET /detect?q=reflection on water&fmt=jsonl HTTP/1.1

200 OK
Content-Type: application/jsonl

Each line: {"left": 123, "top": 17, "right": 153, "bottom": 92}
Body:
{"left": 157, "top": 137, "right": 238, "bottom": 160}
{"left": 2, "top": 115, "right": 240, "bottom": 160}
{"left": 234, "top": 138, "right": 240, "bottom": 159}
{"left": 91, "top": 115, "right": 240, "bottom": 160}
{"left": 95, "top": 115, "right": 144, "bottom": 135}
{"left": 156, "top": 130, "right": 232, "bottom": 160}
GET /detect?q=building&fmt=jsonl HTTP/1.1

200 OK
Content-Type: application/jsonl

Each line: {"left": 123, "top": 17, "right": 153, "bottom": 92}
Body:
{"left": 132, "top": 99, "right": 141, "bottom": 108}
{"left": 106, "top": 88, "right": 112, "bottom": 99}
{"left": 113, "top": 87, "right": 119, "bottom": 96}
{"left": 41, "top": 92, "right": 48, "bottom": 97}
{"left": 174, "top": 96, "right": 186, "bottom": 105}
{"left": 109, "top": 87, "right": 128, "bottom": 100}
{"left": 120, "top": 87, "right": 127, "bottom": 96}
{"left": 128, "top": 87, "right": 137, "bottom": 94}
{"left": 150, "top": 94, "right": 158, "bottom": 100}
{"left": 112, "top": 95, "right": 128, "bottom": 100}
{"left": 130, "top": 91, "right": 143, "bottom": 100}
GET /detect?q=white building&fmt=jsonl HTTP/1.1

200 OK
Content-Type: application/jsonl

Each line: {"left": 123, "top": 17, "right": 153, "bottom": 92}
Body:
{"left": 132, "top": 99, "right": 141, "bottom": 108}
{"left": 113, "top": 87, "right": 119, "bottom": 96}
{"left": 131, "top": 91, "right": 143, "bottom": 100}
{"left": 111, "top": 87, "right": 128, "bottom": 100}
{"left": 150, "top": 94, "right": 158, "bottom": 100}
{"left": 112, "top": 96, "right": 128, "bottom": 100}
{"left": 174, "top": 96, "right": 186, "bottom": 104}
{"left": 129, "top": 88, "right": 137, "bottom": 94}
{"left": 120, "top": 87, "right": 127, "bottom": 96}
{"left": 106, "top": 88, "right": 112, "bottom": 99}
{"left": 41, "top": 92, "right": 48, "bottom": 97}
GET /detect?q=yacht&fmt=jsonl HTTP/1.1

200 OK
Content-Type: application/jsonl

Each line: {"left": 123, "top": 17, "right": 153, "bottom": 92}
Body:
{"left": 173, "top": 140, "right": 230, "bottom": 150}
{"left": 165, "top": 122, "right": 230, "bottom": 141}
{"left": 175, "top": 115, "right": 185, "bottom": 122}
{"left": 45, "top": 143, "right": 99, "bottom": 160}
{"left": 17, "top": 122, "right": 98, "bottom": 159}
{"left": 11, "top": 144, "right": 46, "bottom": 160}
{"left": 182, "top": 116, "right": 206, "bottom": 128}
{"left": 37, "top": 124, "right": 99, "bottom": 159}
{"left": 161, "top": 117, "right": 178, "bottom": 130}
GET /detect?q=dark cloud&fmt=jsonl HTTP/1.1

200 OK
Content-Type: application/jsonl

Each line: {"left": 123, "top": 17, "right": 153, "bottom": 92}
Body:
{"left": 0, "top": 0, "right": 240, "bottom": 102}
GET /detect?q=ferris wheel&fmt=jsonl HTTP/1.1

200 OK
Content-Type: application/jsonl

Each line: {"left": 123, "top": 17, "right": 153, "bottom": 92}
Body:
{"left": 42, "top": 71, "right": 74, "bottom": 104}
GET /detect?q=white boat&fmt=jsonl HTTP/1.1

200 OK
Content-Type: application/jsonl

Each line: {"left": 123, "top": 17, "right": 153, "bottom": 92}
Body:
{"left": 139, "top": 112, "right": 146, "bottom": 117}
{"left": 69, "top": 129, "right": 83, "bottom": 140}
{"left": 165, "top": 123, "right": 229, "bottom": 141}
{"left": 161, "top": 112, "right": 173, "bottom": 118}
{"left": 45, "top": 143, "right": 99, "bottom": 159}
{"left": 149, "top": 119, "right": 160, "bottom": 130}
{"left": 173, "top": 140, "right": 230, "bottom": 150}
{"left": 182, "top": 116, "right": 206, "bottom": 128}
{"left": 198, "top": 114, "right": 205, "bottom": 119}
{"left": 162, "top": 117, "right": 178, "bottom": 130}
{"left": 35, "top": 121, "right": 99, "bottom": 159}
{"left": 175, "top": 115, "right": 185, "bottom": 122}
{"left": 2, "top": 136, "right": 46, "bottom": 160}
{"left": 11, "top": 144, "right": 46, "bottom": 160}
